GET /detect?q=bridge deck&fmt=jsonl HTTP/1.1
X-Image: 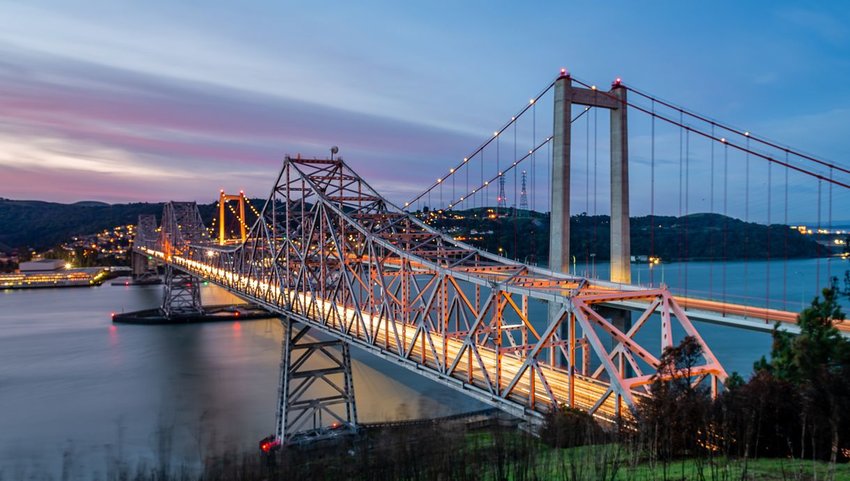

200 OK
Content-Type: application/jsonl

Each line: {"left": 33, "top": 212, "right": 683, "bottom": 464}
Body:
{"left": 148, "top": 248, "right": 630, "bottom": 421}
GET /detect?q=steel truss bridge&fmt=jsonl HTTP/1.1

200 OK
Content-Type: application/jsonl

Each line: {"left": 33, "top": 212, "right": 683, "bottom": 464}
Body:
{"left": 133, "top": 155, "right": 729, "bottom": 442}
{"left": 127, "top": 70, "right": 850, "bottom": 445}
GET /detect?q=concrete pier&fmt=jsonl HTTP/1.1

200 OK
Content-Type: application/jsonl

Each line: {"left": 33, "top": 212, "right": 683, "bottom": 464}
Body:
{"left": 609, "top": 84, "right": 630, "bottom": 284}
{"left": 549, "top": 73, "right": 572, "bottom": 275}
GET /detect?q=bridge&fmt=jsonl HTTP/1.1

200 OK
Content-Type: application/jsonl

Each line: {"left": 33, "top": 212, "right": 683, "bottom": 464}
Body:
{"left": 124, "top": 70, "right": 850, "bottom": 446}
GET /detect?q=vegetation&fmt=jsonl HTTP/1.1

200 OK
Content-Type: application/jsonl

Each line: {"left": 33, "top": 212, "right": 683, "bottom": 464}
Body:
{"left": 1, "top": 198, "right": 825, "bottom": 263}
{"left": 422, "top": 209, "right": 823, "bottom": 263}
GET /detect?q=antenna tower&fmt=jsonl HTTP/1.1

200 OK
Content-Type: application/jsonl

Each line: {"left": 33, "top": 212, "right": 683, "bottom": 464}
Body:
{"left": 519, "top": 170, "right": 529, "bottom": 215}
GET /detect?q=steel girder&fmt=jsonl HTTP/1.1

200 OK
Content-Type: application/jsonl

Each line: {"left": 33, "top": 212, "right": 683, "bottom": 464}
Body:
{"left": 139, "top": 156, "right": 728, "bottom": 423}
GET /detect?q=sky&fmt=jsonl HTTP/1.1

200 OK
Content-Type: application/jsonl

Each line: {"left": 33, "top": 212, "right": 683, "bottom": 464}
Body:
{"left": 1, "top": 0, "right": 849, "bottom": 220}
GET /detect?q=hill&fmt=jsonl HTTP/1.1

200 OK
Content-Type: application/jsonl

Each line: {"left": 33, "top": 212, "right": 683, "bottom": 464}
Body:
{"left": 0, "top": 200, "right": 827, "bottom": 263}
{"left": 426, "top": 209, "right": 825, "bottom": 263}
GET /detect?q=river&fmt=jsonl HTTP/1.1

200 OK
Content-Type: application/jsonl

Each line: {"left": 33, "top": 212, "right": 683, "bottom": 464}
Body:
{"left": 1, "top": 257, "right": 847, "bottom": 476}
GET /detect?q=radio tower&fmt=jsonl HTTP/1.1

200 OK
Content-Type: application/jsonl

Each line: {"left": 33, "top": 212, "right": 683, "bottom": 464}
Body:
{"left": 497, "top": 175, "right": 507, "bottom": 211}
{"left": 519, "top": 170, "right": 529, "bottom": 216}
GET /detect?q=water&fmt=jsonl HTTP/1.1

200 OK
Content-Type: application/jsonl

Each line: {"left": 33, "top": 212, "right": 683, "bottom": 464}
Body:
{"left": 0, "top": 284, "right": 482, "bottom": 476}
{"left": 1, "top": 257, "right": 846, "bottom": 476}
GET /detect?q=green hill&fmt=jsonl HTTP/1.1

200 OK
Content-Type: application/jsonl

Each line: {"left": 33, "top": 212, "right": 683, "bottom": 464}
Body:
{"left": 424, "top": 209, "right": 825, "bottom": 263}
{"left": 0, "top": 199, "right": 827, "bottom": 263}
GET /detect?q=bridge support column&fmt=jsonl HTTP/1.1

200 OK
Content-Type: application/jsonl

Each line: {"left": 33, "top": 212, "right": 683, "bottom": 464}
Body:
{"left": 550, "top": 72, "right": 572, "bottom": 276}
{"left": 549, "top": 73, "right": 572, "bottom": 366}
{"left": 161, "top": 265, "right": 204, "bottom": 317}
{"left": 275, "top": 317, "right": 358, "bottom": 443}
{"left": 609, "top": 84, "right": 631, "bottom": 284}
{"left": 131, "top": 251, "right": 149, "bottom": 278}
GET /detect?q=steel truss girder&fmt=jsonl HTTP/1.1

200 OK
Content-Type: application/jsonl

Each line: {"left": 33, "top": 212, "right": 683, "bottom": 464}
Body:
{"left": 139, "top": 155, "right": 729, "bottom": 423}
{"left": 276, "top": 317, "right": 358, "bottom": 440}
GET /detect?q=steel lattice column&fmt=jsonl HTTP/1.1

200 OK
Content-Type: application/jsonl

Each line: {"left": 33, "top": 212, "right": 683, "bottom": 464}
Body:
{"left": 276, "top": 317, "right": 358, "bottom": 442}
{"left": 161, "top": 264, "right": 204, "bottom": 317}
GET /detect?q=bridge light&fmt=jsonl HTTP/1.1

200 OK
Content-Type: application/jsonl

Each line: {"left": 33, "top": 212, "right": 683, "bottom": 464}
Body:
{"left": 721, "top": 137, "right": 727, "bottom": 143}
{"left": 591, "top": 85, "right": 597, "bottom": 90}
{"left": 449, "top": 168, "right": 454, "bottom": 173}
{"left": 463, "top": 157, "right": 468, "bottom": 162}
{"left": 529, "top": 98, "right": 535, "bottom": 104}
{"left": 493, "top": 131, "right": 499, "bottom": 137}
{"left": 437, "top": 178, "right": 442, "bottom": 183}
{"left": 744, "top": 131, "right": 750, "bottom": 137}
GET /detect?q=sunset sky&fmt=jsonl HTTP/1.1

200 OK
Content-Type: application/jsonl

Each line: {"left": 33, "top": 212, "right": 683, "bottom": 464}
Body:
{"left": 1, "top": 1, "right": 849, "bottom": 217}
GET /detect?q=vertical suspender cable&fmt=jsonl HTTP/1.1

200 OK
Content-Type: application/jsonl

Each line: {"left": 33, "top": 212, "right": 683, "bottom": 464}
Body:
{"left": 586, "top": 108, "right": 590, "bottom": 214}
{"left": 709, "top": 124, "right": 715, "bottom": 298}
{"left": 650, "top": 101, "right": 656, "bottom": 286}
{"left": 828, "top": 167, "right": 833, "bottom": 281}
{"left": 784, "top": 152, "right": 789, "bottom": 310}
{"left": 723, "top": 142, "right": 729, "bottom": 309}
{"left": 684, "top": 128, "right": 690, "bottom": 297}
{"left": 678, "top": 111, "right": 684, "bottom": 289}
{"left": 767, "top": 156, "right": 772, "bottom": 312}
{"left": 593, "top": 107, "right": 599, "bottom": 281}
{"left": 532, "top": 103, "right": 537, "bottom": 212}
{"left": 744, "top": 136, "right": 750, "bottom": 303}
{"left": 817, "top": 179, "right": 822, "bottom": 296}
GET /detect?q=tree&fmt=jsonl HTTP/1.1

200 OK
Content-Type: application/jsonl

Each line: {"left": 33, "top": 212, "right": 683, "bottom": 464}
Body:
{"left": 755, "top": 280, "right": 850, "bottom": 464}
{"left": 636, "top": 336, "right": 713, "bottom": 461}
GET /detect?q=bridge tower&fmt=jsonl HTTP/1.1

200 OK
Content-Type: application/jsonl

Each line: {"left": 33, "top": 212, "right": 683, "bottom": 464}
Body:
{"left": 550, "top": 71, "right": 630, "bottom": 283}
{"left": 550, "top": 72, "right": 631, "bottom": 360}
{"left": 275, "top": 317, "right": 358, "bottom": 443}
{"left": 218, "top": 190, "right": 248, "bottom": 245}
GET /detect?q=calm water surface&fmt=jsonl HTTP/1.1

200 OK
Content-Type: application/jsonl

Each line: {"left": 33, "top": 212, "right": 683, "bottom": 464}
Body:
{"left": 1, "top": 257, "right": 847, "bottom": 476}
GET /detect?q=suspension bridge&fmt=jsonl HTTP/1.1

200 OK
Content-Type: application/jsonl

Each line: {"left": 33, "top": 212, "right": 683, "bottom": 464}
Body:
{"left": 123, "top": 69, "right": 850, "bottom": 447}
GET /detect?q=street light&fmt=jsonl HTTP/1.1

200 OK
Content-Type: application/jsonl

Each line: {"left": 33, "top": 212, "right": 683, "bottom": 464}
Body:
{"left": 589, "top": 253, "right": 596, "bottom": 279}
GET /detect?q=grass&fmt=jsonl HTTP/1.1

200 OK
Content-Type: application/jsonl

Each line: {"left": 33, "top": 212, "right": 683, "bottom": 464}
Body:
{"left": 466, "top": 431, "right": 850, "bottom": 481}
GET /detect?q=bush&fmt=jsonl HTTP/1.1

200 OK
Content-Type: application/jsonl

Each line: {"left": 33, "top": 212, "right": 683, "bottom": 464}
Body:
{"left": 540, "top": 404, "right": 605, "bottom": 448}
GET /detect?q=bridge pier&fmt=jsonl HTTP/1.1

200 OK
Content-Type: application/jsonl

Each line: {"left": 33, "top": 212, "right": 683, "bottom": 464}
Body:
{"left": 130, "top": 250, "right": 149, "bottom": 278}
{"left": 275, "top": 317, "right": 358, "bottom": 444}
{"left": 161, "top": 265, "right": 204, "bottom": 317}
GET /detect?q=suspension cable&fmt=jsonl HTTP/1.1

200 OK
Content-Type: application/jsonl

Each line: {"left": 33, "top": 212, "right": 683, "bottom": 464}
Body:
{"left": 623, "top": 84, "right": 850, "bottom": 176}
{"left": 406, "top": 79, "right": 557, "bottom": 208}
{"left": 568, "top": 77, "right": 850, "bottom": 190}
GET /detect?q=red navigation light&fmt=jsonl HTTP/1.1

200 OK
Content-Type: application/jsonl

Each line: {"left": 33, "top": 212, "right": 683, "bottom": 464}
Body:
{"left": 259, "top": 435, "right": 280, "bottom": 454}
{"left": 612, "top": 77, "right": 622, "bottom": 87}
{"left": 111, "top": 312, "right": 115, "bottom": 317}
{"left": 234, "top": 311, "right": 240, "bottom": 317}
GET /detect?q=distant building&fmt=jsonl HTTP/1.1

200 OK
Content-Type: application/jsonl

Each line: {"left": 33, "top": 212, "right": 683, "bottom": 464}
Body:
{"left": 19, "top": 259, "right": 65, "bottom": 272}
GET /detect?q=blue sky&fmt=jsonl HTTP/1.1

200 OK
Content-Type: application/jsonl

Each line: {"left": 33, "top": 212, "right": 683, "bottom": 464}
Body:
{"left": 1, "top": 1, "right": 848, "bottom": 220}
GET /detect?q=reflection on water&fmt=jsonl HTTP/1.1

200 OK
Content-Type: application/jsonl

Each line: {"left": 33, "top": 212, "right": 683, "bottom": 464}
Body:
{"left": 0, "top": 257, "right": 844, "bottom": 475}
{"left": 0, "top": 283, "right": 482, "bottom": 475}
